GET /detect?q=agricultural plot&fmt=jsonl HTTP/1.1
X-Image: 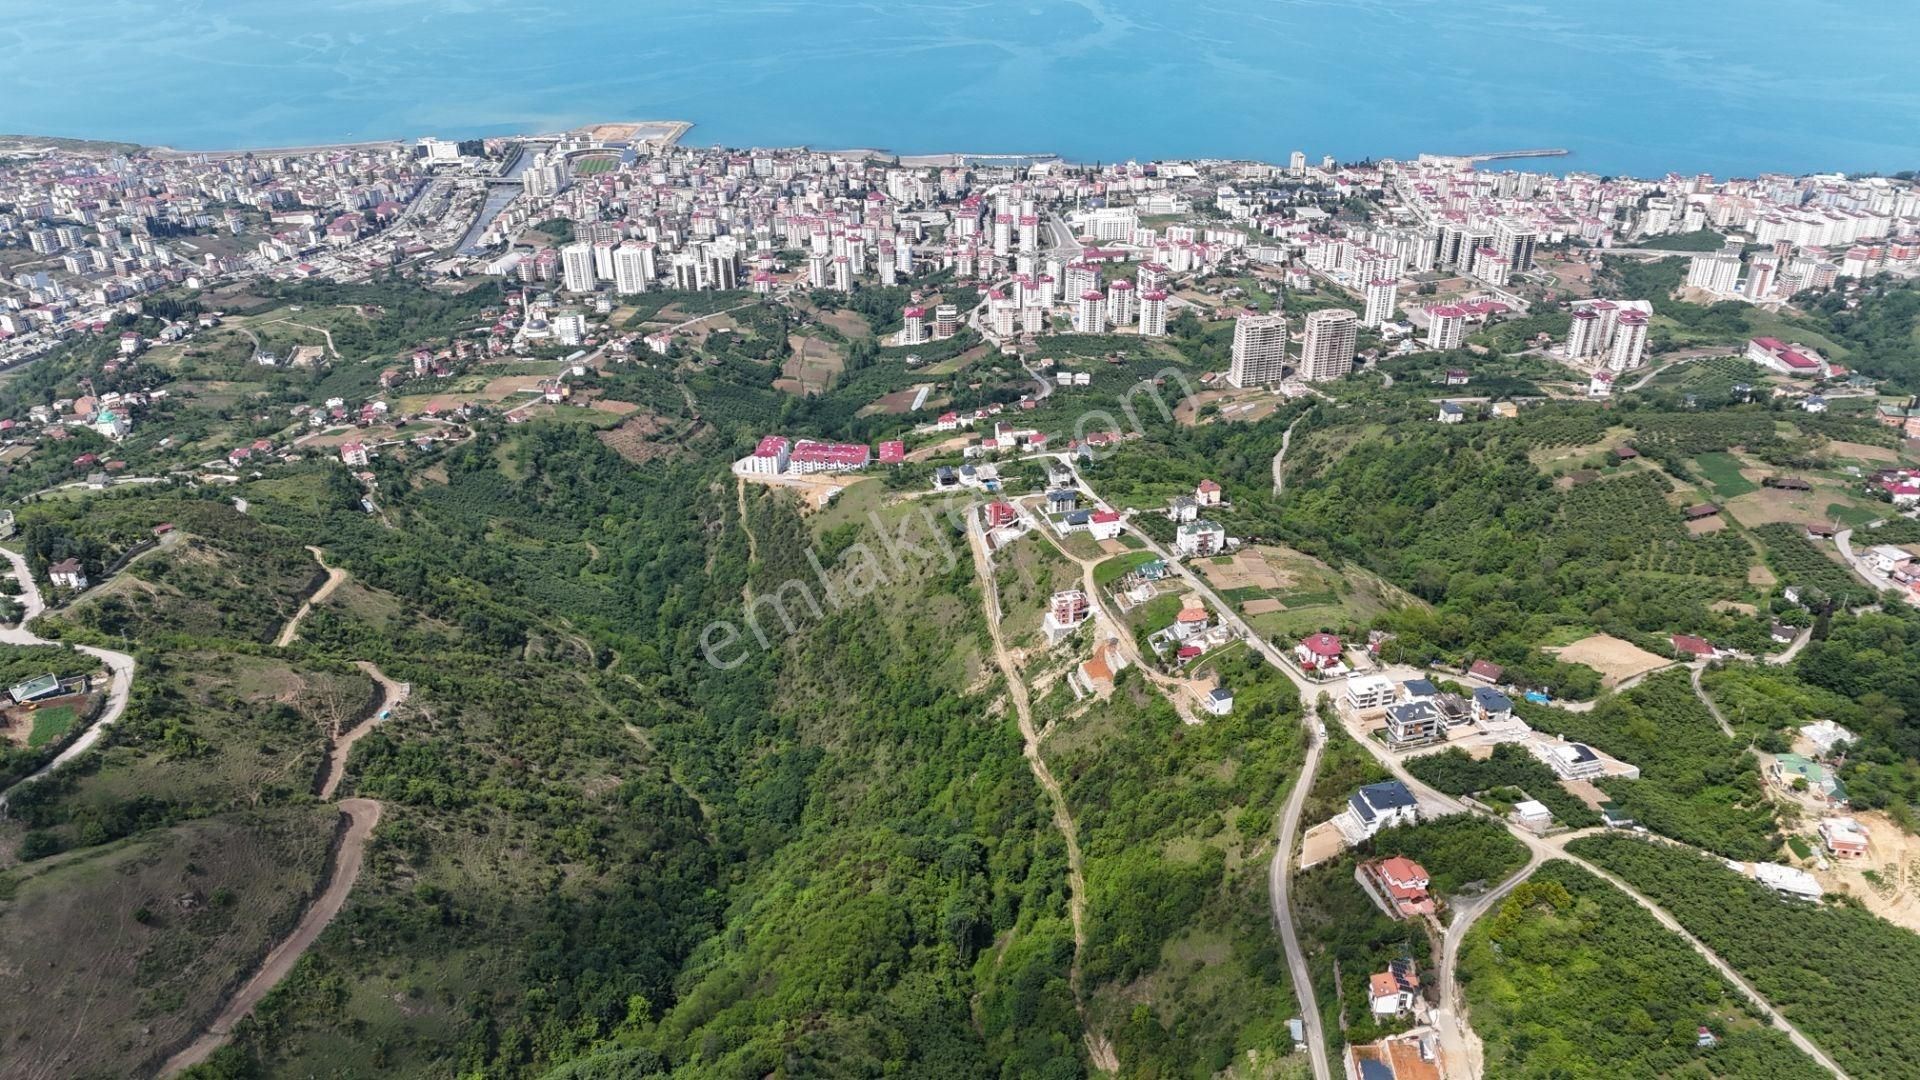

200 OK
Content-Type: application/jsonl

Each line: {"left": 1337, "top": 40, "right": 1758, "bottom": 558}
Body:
{"left": 26, "top": 703, "right": 78, "bottom": 748}
{"left": 1207, "top": 544, "right": 1399, "bottom": 640}
{"left": 1752, "top": 523, "right": 1877, "bottom": 606}
{"left": 1690, "top": 451, "right": 1758, "bottom": 497}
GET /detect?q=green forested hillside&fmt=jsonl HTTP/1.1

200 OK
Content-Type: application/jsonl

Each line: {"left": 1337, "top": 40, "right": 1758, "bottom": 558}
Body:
{"left": 1458, "top": 860, "right": 1825, "bottom": 1079}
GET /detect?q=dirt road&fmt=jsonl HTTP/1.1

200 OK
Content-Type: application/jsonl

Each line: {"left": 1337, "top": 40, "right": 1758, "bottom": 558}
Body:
{"left": 319, "top": 662, "right": 410, "bottom": 800}
{"left": 273, "top": 546, "right": 349, "bottom": 647}
{"left": 966, "top": 518, "right": 1115, "bottom": 1072}
{"left": 159, "top": 798, "right": 384, "bottom": 1077}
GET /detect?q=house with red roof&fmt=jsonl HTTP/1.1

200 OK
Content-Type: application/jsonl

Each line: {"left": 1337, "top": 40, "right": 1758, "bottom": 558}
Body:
{"left": 1368, "top": 959, "right": 1419, "bottom": 1019}
{"left": 983, "top": 502, "right": 1020, "bottom": 530}
{"left": 1296, "top": 633, "right": 1344, "bottom": 672}
{"left": 340, "top": 442, "right": 369, "bottom": 467}
{"left": 1087, "top": 509, "right": 1123, "bottom": 541}
{"left": 1671, "top": 634, "right": 1721, "bottom": 660}
{"left": 877, "top": 440, "right": 905, "bottom": 465}
{"left": 1362, "top": 857, "right": 1436, "bottom": 919}
{"left": 1195, "top": 479, "right": 1222, "bottom": 506}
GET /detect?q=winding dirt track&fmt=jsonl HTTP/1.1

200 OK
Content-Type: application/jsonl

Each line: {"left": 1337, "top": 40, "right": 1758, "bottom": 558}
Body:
{"left": 273, "top": 546, "right": 349, "bottom": 647}
{"left": 966, "top": 517, "right": 1116, "bottom": 1073}
{"left": 158, "top": 799, "right": 384, "bottom": 1077}
{"left": 159, "top": 663, "right": 408, "bottom": 1077}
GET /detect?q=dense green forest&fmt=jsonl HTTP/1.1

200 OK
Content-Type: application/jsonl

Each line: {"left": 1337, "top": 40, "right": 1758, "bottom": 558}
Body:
{"left": 1569, "top": 835, "right": 1920, "bottom": 1079}
{"left": 1457, "top": 860, "right": 1827, "bottom": 1079}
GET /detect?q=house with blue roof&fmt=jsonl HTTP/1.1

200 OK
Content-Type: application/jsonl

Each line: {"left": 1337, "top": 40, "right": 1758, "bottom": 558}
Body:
{"left": 1336, "top": 779, "right": 1419, "bottom": 844}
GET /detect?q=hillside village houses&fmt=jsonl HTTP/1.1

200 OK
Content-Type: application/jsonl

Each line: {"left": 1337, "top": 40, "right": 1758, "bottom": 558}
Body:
{"left": 1336, "top": 779, "right": 1419, "bottom": 844}
{"left": 1175, "top": 519, "right": 1227, "bottom": 557}
{"left": 47, "top": 558, "right": 88, "bottom": 590}
{"left": 1360, "top": 856, "right": 1435, "bottom": 920}
{"left": 1368, "top": 958, "right": 1421, "bottom": 1020}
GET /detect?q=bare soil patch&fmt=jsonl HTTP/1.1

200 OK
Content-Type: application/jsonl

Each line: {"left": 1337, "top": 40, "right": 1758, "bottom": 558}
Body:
{"left": 867, "top": 386, "right": 931, "bottom": 415}
{"left": 1686, "top": 515, "right": 1727, "bottom": 535}
{"left": 1240, "top": 598, "right": 1285, "bottom": 615}
{"left": 481, "top": 374, "right": 549, "bottom": 399}
{"left": 1198, "top": 548, "right": 1294, "bottom": 593}
{"left": 1546, "top": 633, "right": 1671, "bottom": 688}
{"left": 1727, "top": 485, "right": 1857, "bottom": 528}
{"left": 597, "top": 412, "right": 680, "bottom": 464}
{"left": 1826, "top": 440, "right": 1900, "bottom": 463}
{"left": 1805, "top": 809, "right": 1920, "bottom": 934}
{"left": 1298, "top": 820, "right": 1346, "bottom": 870}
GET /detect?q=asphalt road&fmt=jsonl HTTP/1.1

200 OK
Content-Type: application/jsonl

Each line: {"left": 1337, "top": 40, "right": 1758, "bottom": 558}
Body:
{"left": 0, "top": 547, "right": 137, "bottom": 811}
{"left": 1057, "top": 452, "right": 1846, "bottom": 1080}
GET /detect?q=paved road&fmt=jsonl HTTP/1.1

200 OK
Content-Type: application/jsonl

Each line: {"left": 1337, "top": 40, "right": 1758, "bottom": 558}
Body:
{"left": 0, "top": 547, "right": 137, "bottom": 811}
{"left": 1834, "top": 528, "right": 1911, "bottom": 606}
{"left": 159, "top": 797, "right": 385, "bottom": 1077}
{"left": 1058, "top": 454, "right": 1844, "bottom": 1080}
{"left": 1267, "top": 722, "right": 1331, "bottom": 1080}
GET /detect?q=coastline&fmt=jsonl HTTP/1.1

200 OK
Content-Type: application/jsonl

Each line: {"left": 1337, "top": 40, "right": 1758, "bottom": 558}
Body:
{"left": 20, "top": 120, "right": 699, "bottom": 159}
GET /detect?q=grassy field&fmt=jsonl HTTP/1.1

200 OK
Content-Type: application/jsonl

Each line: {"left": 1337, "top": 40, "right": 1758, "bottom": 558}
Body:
{"left": 51, "top": 652, "right": 369, "bottom": 822}
{"left": 1692, "top": 451, "right": 1759, "bottom": 498}
{"left": 0, "top": 808, "right": 339, "bottom": 1078}
{"left": 26, "top": 703, "right": 77, "bottom": 748}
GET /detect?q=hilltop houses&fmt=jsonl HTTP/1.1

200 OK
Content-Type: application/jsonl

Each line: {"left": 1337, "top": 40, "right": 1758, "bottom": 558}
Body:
{"left": 1368, "top": 959, "right": 1420, "bottom": 1019}
{"left": 1336, "top": 780, "right": 1419, "bottom": 844}
{"left": 1360, "top": 856, "right": 1435, "bottom": 919}
{"left": 1770, "top": 753, "right": 1848, "bottom": 806}
{"left": 1295, "top": 632, "right": 1345, "bottom": 675}
{"left": 1819, "top": 817, "right": 1870, "bottom": 859}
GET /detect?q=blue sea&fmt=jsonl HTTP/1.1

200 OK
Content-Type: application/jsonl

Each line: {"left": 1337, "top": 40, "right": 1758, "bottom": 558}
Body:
{"left": 3, "top": 0, "right": 1915, "bottom": 177}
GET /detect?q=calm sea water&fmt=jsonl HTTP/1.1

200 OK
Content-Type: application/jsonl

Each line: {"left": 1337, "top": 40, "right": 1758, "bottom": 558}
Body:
{"left": 3, "top": 0, "right": 1914, "bottom": 177}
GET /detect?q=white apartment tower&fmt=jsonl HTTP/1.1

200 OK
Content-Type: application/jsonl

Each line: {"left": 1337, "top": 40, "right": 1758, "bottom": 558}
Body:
{"left": 560, "top": 242, "right": 596, "bottom": 293}
{"left": 1363, "top": 277, "right": 1397, "bottom": 329}
{"left": 1687, "top": 250, "right": 1742, "bottom": 294}
{"left": 1565, "top": 308, "right": 1602, "bottom": 359}
{"left": 612, "top": 242, "right": 654, "bottom": 294}
{"left": 1138, "top": 290, "right": 1168, "bottom": 337}
{"left": 1106, "top": 279, "right": 1137, "bottom": 325}
{"left": 1075, "top": 291, "right": 1107, "bottom": 334}
{"left": 1227, "top": 311, "right": 1288, "bottom": 388}
{"left": 1426, "top": 305, "right": 1466, "bottom": 351}
{"left": 1299, "top": 309, "right": 1358, "bottom": 382}
{"left": 1607, "top": 311, "right": 1650, "bottom": 371}
{"left": 1494, "top": 219, "right": 1536, "bottom": 273}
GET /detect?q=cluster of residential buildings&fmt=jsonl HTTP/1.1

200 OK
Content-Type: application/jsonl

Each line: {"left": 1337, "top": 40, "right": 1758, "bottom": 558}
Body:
{"left": 1561, "top": 298, "right": 1653, "bottom": 371}
{"left": 742, "top": 434, "right": 876, "bottom": 475}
